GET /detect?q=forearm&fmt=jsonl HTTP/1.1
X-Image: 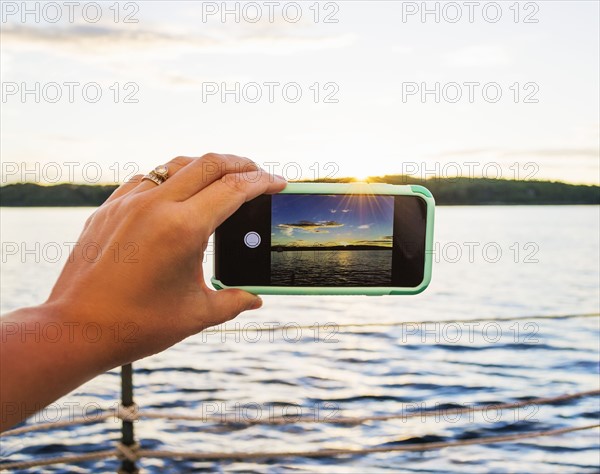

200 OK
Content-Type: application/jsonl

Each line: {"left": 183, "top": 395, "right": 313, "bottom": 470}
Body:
{"left": 0, "top": 303, "right": 123, "bottom": 432}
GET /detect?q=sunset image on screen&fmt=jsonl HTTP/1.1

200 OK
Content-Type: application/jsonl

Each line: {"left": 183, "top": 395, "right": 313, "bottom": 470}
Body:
{"left": 271, "top": 194, "right": 395, "bottom": 286}
{"left": 271, "top": 194, "right": 394, "bottom": 250}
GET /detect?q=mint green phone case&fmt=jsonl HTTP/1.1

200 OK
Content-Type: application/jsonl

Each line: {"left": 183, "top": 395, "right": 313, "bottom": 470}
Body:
{"left": 211, "top": 182, "right": 435, "bottom": 295}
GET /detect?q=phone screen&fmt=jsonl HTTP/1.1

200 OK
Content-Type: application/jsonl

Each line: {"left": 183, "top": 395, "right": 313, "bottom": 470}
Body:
{"left": 214, "top": 193, "right": 427, "bottom": 288}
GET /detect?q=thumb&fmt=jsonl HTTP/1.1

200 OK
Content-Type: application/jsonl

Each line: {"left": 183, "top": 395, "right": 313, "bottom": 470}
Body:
{"left": 205, "top": 289, "right": 263, "bottom": 326}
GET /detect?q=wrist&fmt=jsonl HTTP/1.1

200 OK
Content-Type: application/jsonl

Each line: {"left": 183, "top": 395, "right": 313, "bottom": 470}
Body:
{"left": 1, "top": 302, "right": 127, "bottom": 431}
{"left": 23, "top": 300, "right": 133, "bottom": 373}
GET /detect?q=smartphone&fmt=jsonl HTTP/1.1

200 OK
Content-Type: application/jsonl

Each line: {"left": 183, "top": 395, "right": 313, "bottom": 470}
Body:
{"left": 212, "top": 183, "right": 434, "bottom": 295}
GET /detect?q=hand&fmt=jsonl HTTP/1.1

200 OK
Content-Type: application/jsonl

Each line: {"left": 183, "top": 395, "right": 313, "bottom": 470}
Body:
{"left": 0, "top": 153, "right": 286, "bottom": 431}
{"left": 48, "top": 153, "right": 287, "bottom": 366}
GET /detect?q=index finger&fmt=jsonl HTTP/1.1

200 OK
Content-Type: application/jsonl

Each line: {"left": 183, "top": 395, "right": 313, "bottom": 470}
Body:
{"left": 160, "top": 153, "right": 261, "bottom": 201}
{"left": 185, "top": 170, "right": 287, "bottom": 232}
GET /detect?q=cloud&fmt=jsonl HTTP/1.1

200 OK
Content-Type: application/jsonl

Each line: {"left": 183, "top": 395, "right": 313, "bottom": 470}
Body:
{"left": 357, "top": 224, "right": 372, "bottom": 229}
{"left": 330, "top": 208, "right": 350, "bottom": 214}
{"left": 1, "top": 23, "right": 195, "bottom": 53}
{"left": 277, "top": 220, "right": 344, "bottom": 236}
{"left": 1, "top": 23, "right": 355, "bottom": 57}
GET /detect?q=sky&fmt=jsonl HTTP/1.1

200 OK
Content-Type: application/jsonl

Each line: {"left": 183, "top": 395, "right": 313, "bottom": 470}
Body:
{"left": 1, "top": 1, "right": 599, "bottom": 185}
{"left": 271, "top": 194, "right": 394, "bottom": 247}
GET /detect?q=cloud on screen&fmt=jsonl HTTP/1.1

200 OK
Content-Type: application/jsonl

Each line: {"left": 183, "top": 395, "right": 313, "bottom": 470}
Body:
{"left": 277, "top": 220, "right": 344, "bottom": 236}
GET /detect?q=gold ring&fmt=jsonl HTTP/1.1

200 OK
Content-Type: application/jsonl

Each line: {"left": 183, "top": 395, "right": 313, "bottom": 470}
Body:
{"left": 141, "top": 165, "right": 169, "bottom": 186}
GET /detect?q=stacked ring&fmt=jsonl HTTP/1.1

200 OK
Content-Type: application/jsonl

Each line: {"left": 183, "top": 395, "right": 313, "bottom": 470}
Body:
{"left": 142, "top": 165, "right": 169, "bottom": 186}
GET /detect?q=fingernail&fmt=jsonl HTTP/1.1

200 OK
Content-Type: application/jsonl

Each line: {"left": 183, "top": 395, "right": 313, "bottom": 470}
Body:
{"left": 272, "top": 174, "right": 286, "bottom": 182}
{"left": 248, "top": 296, "right": 263, "bottom": 310}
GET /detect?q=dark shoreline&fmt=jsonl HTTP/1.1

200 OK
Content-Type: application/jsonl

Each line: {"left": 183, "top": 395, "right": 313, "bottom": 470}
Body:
{"left": 1, "top": 178, "right": 599, "bottom": 206}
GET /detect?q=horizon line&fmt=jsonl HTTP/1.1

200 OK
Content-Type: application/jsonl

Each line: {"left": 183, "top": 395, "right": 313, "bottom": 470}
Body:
{"left": 1, "top": 177, "right": 600, "bottom": 188}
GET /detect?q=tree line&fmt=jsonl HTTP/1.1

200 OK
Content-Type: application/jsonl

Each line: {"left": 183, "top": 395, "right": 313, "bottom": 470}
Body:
{"left": 1, "top": 178, "right": 598, "bottom": 206}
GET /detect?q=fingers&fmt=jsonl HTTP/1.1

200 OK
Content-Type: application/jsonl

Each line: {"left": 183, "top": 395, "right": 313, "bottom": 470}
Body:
{"left": 106, "top": 154, "right": 262, "bottom": 205}
{"left": 159, "top": 153, "right": 261, "bottom": 201}
{"left": 130, "top": 156, "right": 194, "bottom": 195}
{"left": 105, "top": 157, "right": 194, "bottom": 203}
{"left": 203, "top": 289, "right": 262, "bottom": 328}
{"left": 186, "top": 170, "right": 287, "bottom": 232}
{"left": 104, "top": 174, "right": 144, "bottom": 203}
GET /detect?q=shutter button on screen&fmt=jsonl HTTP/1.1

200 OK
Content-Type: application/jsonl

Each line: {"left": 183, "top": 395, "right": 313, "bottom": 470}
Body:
{"left": 244, "top": 231, "right": 261, "bottom": 248}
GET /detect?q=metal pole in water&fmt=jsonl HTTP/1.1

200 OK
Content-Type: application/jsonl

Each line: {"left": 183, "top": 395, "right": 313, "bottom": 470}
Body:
{"left": 120, "top": 363, "right": 138, "bottom": 474}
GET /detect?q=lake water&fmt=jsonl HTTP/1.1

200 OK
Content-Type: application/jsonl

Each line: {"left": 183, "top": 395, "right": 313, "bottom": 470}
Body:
{"left": 1, "top": 206, "right": 599, "bottom": 473}
{"left": 271, "top": 249, "right": 393, "bottom": 286}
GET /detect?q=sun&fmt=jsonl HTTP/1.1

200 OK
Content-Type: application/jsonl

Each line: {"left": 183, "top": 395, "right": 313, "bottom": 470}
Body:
{"left": 352, "top": 173, "right": 370, "bottom": 183}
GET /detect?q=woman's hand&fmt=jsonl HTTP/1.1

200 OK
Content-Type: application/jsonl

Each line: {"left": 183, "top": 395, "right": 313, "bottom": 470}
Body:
{"left": 51, "top": 153, "right": 286, "bottom": 364}
{"left": 0, "top": 153, "right": 286, "bottom": 431}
